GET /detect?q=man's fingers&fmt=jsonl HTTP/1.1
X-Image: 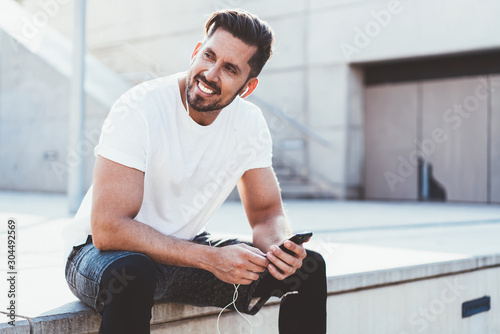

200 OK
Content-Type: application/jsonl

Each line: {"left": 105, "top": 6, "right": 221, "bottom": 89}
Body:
{"left": 282, "top": 241, "right": 307, "bottom": 259}
{"left": 245, "top": 261, "right": 268, "bottom": 274}
{"left": 240, "top": 244, "right": 269, "bottom": 268}
{"left": 269, "top": 244, "right": 302, "bottom": 265}
{"left": 266, "top": 249, "right": 296, "bottom": 275}
{"left": 241, "top": 243, "right": 267, "bottom": 257}
{"left": 233, "top": 268, "right": 261, "bottom": 282}
{"left": 227, "top": 244, "right": 268, "bottom": 282}
{"left": 268, "top": 263, "right": 287, "bottom": 280}
{"left": 266, "top": 242, "right": 309, "bottom": 280}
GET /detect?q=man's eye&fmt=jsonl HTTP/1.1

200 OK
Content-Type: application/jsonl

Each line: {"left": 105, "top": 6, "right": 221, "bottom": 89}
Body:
{"left": 204, "top": 53, "right": 213, "bottom": 59}
{"left": 226, "top": 66, "right": 236, "bottom": 74}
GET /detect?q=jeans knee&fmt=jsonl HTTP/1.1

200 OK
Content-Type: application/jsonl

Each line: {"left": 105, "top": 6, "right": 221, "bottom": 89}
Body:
{"left": 98, "top": 255, "right": 156, "bottom": 311}
{"left": 302, "top": 250, "right": 326, "bottom": 277}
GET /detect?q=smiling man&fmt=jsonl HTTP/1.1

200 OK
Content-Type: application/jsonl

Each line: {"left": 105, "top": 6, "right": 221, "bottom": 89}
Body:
{"left": 64, "top": 9, "right": 327, "bottom": 334}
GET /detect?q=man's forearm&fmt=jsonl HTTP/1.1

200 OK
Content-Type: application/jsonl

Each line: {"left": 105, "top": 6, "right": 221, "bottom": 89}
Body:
{"left": 92, "top": 217, "right": 215, "bottom": 270}
{"left": 251, "top": 214, "right": 292, "bottom": 252}
{"left": 92, "top": 216, "right": 269, "bottom": 285}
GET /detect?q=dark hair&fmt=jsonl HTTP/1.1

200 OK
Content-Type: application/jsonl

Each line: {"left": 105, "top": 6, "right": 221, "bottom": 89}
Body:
{"left": 205, "top": 9, "right": 274, "bottom": 78}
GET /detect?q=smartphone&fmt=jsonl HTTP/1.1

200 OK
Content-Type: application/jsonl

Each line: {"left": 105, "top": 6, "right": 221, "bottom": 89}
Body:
{"left": 279, "top": 232, "right": 313, "bottom": 255}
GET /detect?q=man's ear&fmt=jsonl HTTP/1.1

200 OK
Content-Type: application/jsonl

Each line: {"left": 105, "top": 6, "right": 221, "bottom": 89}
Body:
{"left": 240, "top": 78, "right": 259, "bottom": 98}
{"left": 191, "top": 42, "right": 203, "bottom": 63}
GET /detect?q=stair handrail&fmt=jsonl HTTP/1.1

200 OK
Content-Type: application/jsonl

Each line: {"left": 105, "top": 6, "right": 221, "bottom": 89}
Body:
{"left": 247, "top": 95, "right": 334, "bottom": 148}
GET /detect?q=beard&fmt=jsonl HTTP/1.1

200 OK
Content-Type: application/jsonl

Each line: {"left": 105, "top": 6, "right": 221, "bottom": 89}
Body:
{"left": 186, "top": 73, "right": 246, "bottom": 112}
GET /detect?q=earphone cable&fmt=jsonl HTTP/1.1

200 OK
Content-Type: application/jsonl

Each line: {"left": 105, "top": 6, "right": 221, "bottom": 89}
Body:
{"left": 217, "top": 283, "right": 253, "bottom": 334}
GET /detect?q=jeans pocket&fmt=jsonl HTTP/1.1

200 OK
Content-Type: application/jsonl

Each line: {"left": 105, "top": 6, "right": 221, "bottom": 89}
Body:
{"left": 67, "top": 236, "right": 91, "bottom": 262}
{"left": 65, "top": 242, "right": 102, "bottom": 313}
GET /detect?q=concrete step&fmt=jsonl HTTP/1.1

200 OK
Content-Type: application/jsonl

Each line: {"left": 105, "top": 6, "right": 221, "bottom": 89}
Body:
{"left": 274, "top": 165, "right": 331, "bottom": 199}
{"left": 272, "top": 158, "right": 326, "bottom": 199}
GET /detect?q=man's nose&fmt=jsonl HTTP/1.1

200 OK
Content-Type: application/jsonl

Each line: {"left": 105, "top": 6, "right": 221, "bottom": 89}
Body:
{"left": 204, "top": 64, "right": 220, "bottom": 83}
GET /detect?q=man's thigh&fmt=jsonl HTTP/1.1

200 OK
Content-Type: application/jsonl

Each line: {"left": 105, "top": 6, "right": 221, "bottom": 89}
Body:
{"left": 65, "top": 238, "right": 150, "bottom": 313}
{"left": 153, "top": 233, "right": 268, "bottom": 313}
{"left": 66, "top": 233, "right": 268, "bottom": 314}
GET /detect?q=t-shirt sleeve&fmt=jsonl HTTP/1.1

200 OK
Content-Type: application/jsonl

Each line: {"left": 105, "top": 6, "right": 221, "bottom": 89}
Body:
{"left": 245, "top": 110, "right": 273, "bottom": 171}
{"left": 94, "top": 95, "right": 148, "bottom": 172}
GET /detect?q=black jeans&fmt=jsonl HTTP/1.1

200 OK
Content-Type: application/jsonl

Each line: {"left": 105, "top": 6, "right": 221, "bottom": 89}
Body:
{"left": 254, "top": 249, "right": 327, "bottom": 333}
{"left": 65, "top": 234, "right": 327, "bottom": 333}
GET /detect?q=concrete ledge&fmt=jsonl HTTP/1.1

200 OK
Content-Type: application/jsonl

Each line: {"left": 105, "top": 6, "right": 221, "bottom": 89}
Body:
{"left": 2, "top": 253, "right": 499, "bottom": 334}
{"left": 329, "top": 254, "right": 500, "bottom": 294}
{"left": 0, "top": 299, "right": 281, "bottom": 334}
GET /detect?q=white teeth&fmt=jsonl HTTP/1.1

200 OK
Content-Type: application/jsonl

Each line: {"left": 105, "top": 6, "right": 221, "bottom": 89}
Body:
{"left": 198, "top": 81, "right": 215, "bottom": 94}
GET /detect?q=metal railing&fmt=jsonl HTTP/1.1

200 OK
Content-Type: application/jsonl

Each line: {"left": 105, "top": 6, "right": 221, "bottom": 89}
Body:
{"left": 248, "top": 95, "right": 334, "bottom": 148}
{"left": 249, "top": 95, "right": 337, "bottom": 196}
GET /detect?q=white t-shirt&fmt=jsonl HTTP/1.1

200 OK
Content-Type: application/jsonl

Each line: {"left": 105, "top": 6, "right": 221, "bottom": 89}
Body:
{"left": 63, "top": 72, "right": 273, "bottom": 252}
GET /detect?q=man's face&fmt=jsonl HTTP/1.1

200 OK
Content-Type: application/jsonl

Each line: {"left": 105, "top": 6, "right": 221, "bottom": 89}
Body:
{"left": 186, "top": 28, "right": 257, "bottom": 113}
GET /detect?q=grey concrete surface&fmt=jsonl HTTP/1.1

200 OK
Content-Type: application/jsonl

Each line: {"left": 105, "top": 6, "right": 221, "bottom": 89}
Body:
{"left": 1, "top": 190, "right": 500, "bottom": 324}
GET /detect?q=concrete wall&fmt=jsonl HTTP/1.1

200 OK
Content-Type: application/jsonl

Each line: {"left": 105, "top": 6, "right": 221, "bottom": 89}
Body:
{"left": 0, "top": 29, "right": 104, "bottom": 192}
{"left": 364, "top": 75, "right": 498, "bottom": 202}
{"left": 364, "top": 81, "right": 419, "bottom": 200}
{"left": 422, "top": 77, "right": 488, "bottom": 202}
{"left": 0, "top": 0, "right": 131, "bottom": 193}
{"left": 328, "top": 267, "right": 500, "bottom": 334}
{"left": 10, "top": 0, "right": 500, "bottom": 198}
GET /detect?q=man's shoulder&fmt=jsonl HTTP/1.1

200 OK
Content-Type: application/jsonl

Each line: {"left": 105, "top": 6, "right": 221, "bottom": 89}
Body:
{"left": 229, "top": 97, "right": 269, "bottom": 140}
{"left": 130, "top": 73, "right": 181, "bottom": 98}
{"left": 117, "top": 73, "right": 182, "bottom": 104}
{"left": 232, "top": 96, "right": 264, "bottom": 121}
{"left": 110, "top": 73, "right": 182, "bottom": 120}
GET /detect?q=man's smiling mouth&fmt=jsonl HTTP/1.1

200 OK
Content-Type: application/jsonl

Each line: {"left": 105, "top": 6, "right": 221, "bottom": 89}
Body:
{"left": 198, "top": 81, "right": 215, "bottom": 94}
{"left": 197, "top": 80, "right": 217, "bottom": 95}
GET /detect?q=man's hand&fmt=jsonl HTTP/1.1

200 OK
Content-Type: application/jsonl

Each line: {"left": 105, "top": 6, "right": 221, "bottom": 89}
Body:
{"left": 208, "top": 244, "right": 269, "bottom": 285}
{"left": 266, "top": 239, "right": 308, "bottom": 280}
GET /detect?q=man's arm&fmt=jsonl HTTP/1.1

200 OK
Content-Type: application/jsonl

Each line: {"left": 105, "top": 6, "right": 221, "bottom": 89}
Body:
{"left": 237, "top": 167, "right": 307, "bottom": 280}
{"left": 91, "top": 155, "right": 268, "bottom": 285}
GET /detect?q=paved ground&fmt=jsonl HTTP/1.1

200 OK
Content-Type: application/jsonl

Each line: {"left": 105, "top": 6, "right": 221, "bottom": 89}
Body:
{"left": 1, "top": 190, "right": 500, "bottom": 322}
